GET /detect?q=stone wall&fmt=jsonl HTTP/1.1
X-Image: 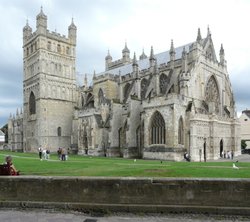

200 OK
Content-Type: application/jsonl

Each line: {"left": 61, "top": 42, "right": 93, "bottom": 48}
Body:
{"left": 0, "top": 176, "right": 249, "bottom": 215}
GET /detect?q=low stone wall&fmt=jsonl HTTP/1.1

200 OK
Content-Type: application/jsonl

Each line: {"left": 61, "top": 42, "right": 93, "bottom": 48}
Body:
{"left": 0, "top": 176, "right": 249, "bottom": 215}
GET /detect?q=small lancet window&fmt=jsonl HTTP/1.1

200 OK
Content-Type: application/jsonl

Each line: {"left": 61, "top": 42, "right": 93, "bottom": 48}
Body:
{"left": 178, "top": 117, "right": 184, "bottom": 145}
{"left": 57, "top": 44, "right": 61, "bottom": 53}
{"left": 29, "top": 91, "right": 36, "bottom": 115}
{"left": 47, "top": 41, "right": 51, "bottom": 50}
{"left": 57, "top": 127, "right": 62, "bottom": 137}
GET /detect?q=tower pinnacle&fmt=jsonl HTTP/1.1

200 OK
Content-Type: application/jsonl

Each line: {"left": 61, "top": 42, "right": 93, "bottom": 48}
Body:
{"left": 122, "top": 42, "right": 130, "bottom": 63}
{"left": 196, "top": 28, "right": 202, "bottom": 43}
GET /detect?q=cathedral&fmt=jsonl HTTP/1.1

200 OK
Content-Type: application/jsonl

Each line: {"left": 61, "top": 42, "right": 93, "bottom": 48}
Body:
{"left": 8, "top": 8, "right": 241, "bottom": 161}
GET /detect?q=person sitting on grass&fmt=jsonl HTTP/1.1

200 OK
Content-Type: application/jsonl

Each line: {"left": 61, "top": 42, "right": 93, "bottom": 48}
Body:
{"left": 184, "top": 152, "right": 191, "bottom": 162}
{"left": 4, "top": 155, "right": 20, "bottom": 175}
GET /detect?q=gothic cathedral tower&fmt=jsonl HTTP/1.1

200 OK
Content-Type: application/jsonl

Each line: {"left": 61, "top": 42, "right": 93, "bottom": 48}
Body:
{"left": 22, "top": 7, "right": 77, "bottom": 151}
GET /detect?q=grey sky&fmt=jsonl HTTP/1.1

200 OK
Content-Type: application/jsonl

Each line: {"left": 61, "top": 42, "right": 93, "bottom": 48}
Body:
{"left": 1, "top": 0, "right": 250, "bottom": 127}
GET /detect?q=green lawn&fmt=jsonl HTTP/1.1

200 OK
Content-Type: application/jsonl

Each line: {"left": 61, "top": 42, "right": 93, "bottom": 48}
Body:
{"left": 0, "top": 150, "right": 249, "bottom": 178}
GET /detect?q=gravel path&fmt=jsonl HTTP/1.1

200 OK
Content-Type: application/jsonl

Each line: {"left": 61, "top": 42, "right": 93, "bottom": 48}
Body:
{"left": 1, "top": 209, "right": 250, "bottom": 222}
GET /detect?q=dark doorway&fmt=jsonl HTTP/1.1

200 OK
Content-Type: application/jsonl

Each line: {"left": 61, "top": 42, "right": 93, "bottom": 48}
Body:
{"left": 83, "top": 131, "right": 88, "bottom": 155}
{"left": 103, "top": 142, "right": 107, "bottom": 157}
{"left": 203, "top": 140, "right": 207, "bottom": 162}
{"left": 220, "top": 139, "right": 223, "bottom": 158}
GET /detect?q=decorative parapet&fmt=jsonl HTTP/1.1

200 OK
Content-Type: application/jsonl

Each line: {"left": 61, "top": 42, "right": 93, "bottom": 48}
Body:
{"left": 24, "top": 29, "right": 71, "bottom": 45}
{"left": 190, "top": 113, "right": 232, "bottom": 123}
{"left": 94, "top": 73, "right": 117, "bottom": 82}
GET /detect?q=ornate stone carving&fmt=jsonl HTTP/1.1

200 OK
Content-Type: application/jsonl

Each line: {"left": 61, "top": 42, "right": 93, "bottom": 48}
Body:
{"left": 205, "top": 76, "right": 220, "bottom": 114}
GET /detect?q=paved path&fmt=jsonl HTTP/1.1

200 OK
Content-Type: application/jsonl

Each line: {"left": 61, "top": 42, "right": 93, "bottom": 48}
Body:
{"left": 212, "top": 154, "right": 250, "bottom": 162}
{"left": 1, "top": 209, "right": 250, "bottom": 222}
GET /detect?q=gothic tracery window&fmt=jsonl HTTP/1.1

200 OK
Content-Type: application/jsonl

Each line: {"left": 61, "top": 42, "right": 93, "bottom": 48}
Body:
{"left": 178, "top": 116, "right": 184, "bottom": 145}
{"left": 150, "top": 111, "right": 165, "bottom": 144}
{"left": 205, "top": 75, "right": 220, "bottom": 114}
{"left": 159, "top": 73, "right": 170, "bottom": 94}
{"left": 29, "top": 91, "right": 36, "bottom": 115}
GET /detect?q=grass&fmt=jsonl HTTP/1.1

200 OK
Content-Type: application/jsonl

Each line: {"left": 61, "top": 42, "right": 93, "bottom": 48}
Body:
{"left": 0, "top": 150, "right": 250, "bottom": 178}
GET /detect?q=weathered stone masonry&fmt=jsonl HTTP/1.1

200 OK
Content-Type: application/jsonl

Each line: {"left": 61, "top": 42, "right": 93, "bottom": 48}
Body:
{"left": 8, "top": 9, "right": 241, "bottom": 161}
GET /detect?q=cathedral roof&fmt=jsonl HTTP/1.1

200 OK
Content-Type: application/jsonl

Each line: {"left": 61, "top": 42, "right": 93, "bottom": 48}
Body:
{"left": 98, "top": 42, "right": 193, "bottom": 76}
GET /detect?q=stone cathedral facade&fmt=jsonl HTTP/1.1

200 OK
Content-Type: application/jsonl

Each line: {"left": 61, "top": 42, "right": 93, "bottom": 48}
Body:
{"left": 8, "top": 8, "right": 241, "bottom": 161}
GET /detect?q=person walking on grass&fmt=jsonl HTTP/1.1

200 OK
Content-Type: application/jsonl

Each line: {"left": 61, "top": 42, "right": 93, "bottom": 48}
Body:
{"left": 61, "top": 148, "right": 66, "bottom": 161}
{"left": 38, "top": 146, "right": 42, "bottom": 160}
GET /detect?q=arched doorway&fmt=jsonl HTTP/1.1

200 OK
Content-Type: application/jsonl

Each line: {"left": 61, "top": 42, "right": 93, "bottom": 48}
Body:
{"left": 220, "top": 139, "right": 223, "bottom": 158}
{"left": 83, "top": 131, "right": 88, "bottom": 155}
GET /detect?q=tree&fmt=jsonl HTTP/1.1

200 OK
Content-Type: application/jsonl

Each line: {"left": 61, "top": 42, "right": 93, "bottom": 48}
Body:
{"left": 241, "top": 140, "right": 247, "bottom": 150}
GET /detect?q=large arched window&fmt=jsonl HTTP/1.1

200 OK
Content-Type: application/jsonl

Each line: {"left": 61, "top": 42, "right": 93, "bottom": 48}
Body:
{"left": 98, "top": 88, "right": 104, "bottom": 105}
{"left": 150, "top": 111, "right": 165, "bottom": 144}
{"left": 141, "top": 78, "right": 148, "bottom": 99}
{"left": 159, "top": 73, "right": 169, "bottom": 94}
{"left": 29, "top": 91, "right": 36, "bottom": 115}
{"left": 205, "top": 75, "right": 220, "bottom": 114}
{"left": 178, "top": 116, "right": 184, "bottom": 145}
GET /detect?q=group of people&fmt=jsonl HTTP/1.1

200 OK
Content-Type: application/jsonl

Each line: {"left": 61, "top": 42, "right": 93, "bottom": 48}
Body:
{"left": 38, "top": 146, "right": 50, "bottom": 160}
{"left": 57, "top": 147, "right": 68, "bottom": 161}
{"left": 38, "top": 146, "right": 69, "bottom": 161}
{"left": 221, "top": 150, "right": 234, "bottom": 159}
{"left": 1, "top": 146, "right": 69, "bottom": 176}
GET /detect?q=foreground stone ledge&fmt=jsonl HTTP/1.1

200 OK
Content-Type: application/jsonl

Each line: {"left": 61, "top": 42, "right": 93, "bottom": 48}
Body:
{"left": 0, "top": 176, "right": 249, "bottom": 215}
